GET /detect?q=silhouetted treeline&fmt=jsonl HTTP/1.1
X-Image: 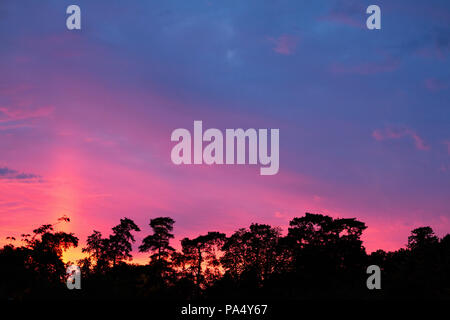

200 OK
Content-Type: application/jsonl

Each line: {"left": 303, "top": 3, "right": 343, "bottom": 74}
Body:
{"left": 1, "top": 213, "right": 450, "bottom": 300}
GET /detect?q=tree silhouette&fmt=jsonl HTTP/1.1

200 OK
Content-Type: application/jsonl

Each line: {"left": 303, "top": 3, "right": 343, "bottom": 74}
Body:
{"left": 221, "top": 224, "right": 281, "bottom": 285}
{"left": 139, "top": 217, "right": 175, "bottom": 263}
{"left": 82, "top": 230, "right": 109, "bottom": 272}
{"left": 181, "top": 231, "right": 226, "bottom": 287}
{"left": 286, "top": 213, "right": 367, "bottom": 296}
{"left": 24, "top": 221, "right": 79, "bottom": 283}
{"left": 105, "top": 218, "right": 140, "bottom": 267}
{"left": 2, "top": 212, "right": 450, "bottom": 300}
{"left": 0, "top": 217, "right": 78, "bottom": 299}
{"left": 407, "top": 226, "right": 439, "bottom": 250}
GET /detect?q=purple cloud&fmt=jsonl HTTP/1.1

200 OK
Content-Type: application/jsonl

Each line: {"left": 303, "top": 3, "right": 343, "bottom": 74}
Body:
{"left": 372, "top": 126, "right": 430, "bottom": 151}
{"left": 268, "top": 35, "right": 299, "bottom": 55}
{"left": 425, "top": 78, "right": 449, "bottom": 92}
{"left": 318, "top": 1, "right": 365, "bottom": 29}
{"left": 0, "top": 166, "right": 41, "bottom": 181}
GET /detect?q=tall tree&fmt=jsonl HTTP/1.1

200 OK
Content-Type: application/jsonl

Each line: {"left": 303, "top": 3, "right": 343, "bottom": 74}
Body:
{"left": 288, "top": 213, "right": 367, "bottom": 249}
{"left": 221, "top": 224, "right": 281, "bottom": 283}
{"left": 105, "top": 218, "right": 140, "bottom": 267}
{"left": 82, "top": 230, "right": 109, "bottom": 271}
{"left": 407, "top": 226, "right": 439, "bottom": 250}
{"left": 16, "top": 217, "right": 78, "bottom": 287}
{"left": 139, "top": 217, "right": 175, "bottom": 263}
{"left": 181, "top": 231, "right": 226, "bottom": 287}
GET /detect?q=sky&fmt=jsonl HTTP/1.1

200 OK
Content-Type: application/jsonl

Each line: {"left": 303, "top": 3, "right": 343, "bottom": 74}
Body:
{"left": 0, "top": 0, "right": 449, "bottom": 264}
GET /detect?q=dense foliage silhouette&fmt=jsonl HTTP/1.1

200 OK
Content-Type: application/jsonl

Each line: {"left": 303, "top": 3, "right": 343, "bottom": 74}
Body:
{"left": 1, "top": 213, "right": 449, "bottom": 300}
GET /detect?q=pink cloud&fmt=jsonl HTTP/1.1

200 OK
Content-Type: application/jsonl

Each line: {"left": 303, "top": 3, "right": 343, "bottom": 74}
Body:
{"left": 318, "top": 2, "right": 366, "bottom": 29}
{"left": 319, "top": 12, "right": 363, "bottom": 29}
{"left": 274, "top": 211, "right": 285, "bottom": 219}
{"left": 0, "top": 105, "right": 54, "bottom": 122}
{"left": 0, "top": 85, "right": 54, "bottom": 124}
{"left": 268, "top": 35, "right": 299, "bottom": 55}
{"left": 313, "top": 195, "right": 322, "bottom": 202}
{"left": 372, "top": 126, "right": 430, "bottom": 151}
{"left": 425, "top": 78, "right": 449, "bottom": 92}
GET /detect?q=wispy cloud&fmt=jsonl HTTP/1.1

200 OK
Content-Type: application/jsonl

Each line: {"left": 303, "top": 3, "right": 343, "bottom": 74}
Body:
{"left": 268, "top": 35, "right": 299, "bottom": 55}
{"left": 0, "top": 166, "right": 41, "bottom": 182}
{"left": 318, "top": 1, "right": 365, "bottom": 29}
{"left": 425, "top": 78, "right": 449, "bottom": 92}
{"left": 372, "top": 126, "right": 430, "bottom": 151}
{"left": 0, "top": 106, "right": 53, "bottom": 122}
{"left": 319, "top": 12, "right": 362, "bottom": 29}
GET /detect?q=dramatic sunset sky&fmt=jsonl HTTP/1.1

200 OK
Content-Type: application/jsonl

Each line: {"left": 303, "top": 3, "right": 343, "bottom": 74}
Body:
{"left": 1, "top": 0, "right": 449, "bottom": 264}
